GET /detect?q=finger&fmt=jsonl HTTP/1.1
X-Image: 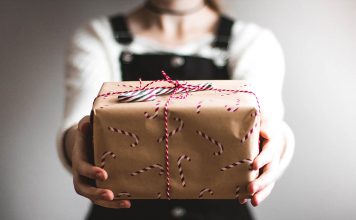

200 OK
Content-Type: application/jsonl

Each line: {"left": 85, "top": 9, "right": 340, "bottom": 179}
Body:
{"left": 73, "top": 131, "right": 108, "bottom": 181}
{"left": 78, "top": 116, "right": 90, "bottom": 133}
{"left": 248, "top": 161, "right": 279, "bottom": 194}
{"left": 73, "top": 122, "right": 96, "bottom": 165}
{"left": 252, "top": 140, "right": 278, "bottom": 171}
{"left": 72, "top": 134, "right": 107, "bottom": 181}
{"left": 251, "top": 183, "right": 275, "bottom": 207}
{"left": 73, "top": 130, "right": 90, "bottom": 160}
{"left": 74, "top": 116, "right": 90, "bottom": 160}
{"left": 74, "top": 175, "right": 114, "bottom": 201}
{"left": 259, "top": 121, "right": 274, "bottom": 140}
{"left": 76, "top": 159, "right": 108, "bottom": 181}
{"left": 259, "top": 118, "right": 282, "bottom": 140}
{"left": 238, "top": 198, "right": 248, "bottom": 205}
{"left": 94, "top": 199, "right": 131, "bottom": 209}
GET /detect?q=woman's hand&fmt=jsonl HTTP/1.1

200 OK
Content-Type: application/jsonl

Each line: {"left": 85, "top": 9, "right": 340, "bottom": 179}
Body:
{"left": 241, "top": 119, "right": 286, "bottom": 206}
{"left": 71, "top": 116, "right": 131, "bottom": 209}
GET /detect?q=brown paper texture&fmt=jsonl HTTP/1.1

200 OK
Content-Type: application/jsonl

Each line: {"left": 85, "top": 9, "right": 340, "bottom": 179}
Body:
{"left": 92, "top": 80, "right": 260, "bottom": 200}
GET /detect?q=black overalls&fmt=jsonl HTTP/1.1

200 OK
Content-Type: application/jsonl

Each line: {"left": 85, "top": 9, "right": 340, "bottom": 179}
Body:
{"left": 86, "top": 14, "right": 255, "bottom": 220}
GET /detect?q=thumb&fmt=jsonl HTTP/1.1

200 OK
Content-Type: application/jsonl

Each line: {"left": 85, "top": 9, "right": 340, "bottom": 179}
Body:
{"left": 260, "top": 118, "right": 283, "bottom": 140}
{"left": 78, "top": 115, "right": 90, "bottom": 134}
{"left": 260, "top": 120, "right": 273, "bottom": 140}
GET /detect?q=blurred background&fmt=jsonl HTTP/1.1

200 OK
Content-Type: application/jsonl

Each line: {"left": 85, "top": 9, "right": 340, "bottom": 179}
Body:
{"left": 1, "top": 0, "right": 355, "bottom": 219}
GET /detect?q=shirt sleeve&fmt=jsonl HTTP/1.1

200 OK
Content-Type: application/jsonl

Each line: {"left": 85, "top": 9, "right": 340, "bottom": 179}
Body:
{"left": 228, "top": 22, "right": 295, "bottom": 179}
{"left": 56, "top": 18, "right": 114, "bottom": 172}
{"left": 228, "top": 23, "right": 285, "bottom": 120}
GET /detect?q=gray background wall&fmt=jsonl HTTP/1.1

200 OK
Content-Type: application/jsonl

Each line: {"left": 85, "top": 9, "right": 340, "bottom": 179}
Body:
{"left": 1, "top": 0, "right": 355, "bottom": 219}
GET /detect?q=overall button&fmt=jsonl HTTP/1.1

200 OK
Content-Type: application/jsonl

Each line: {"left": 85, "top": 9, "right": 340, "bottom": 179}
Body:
{"left": 214, "top": 56, "right": 227, "bottom": 67}
{"left": 171, "top": 56, "right": 185, "bottom": 68}
{"left": 171, "top": 206, "right": 187, "bottom": 218}
{"left": 121, "top": 51, "right": 133, "bottom": 63}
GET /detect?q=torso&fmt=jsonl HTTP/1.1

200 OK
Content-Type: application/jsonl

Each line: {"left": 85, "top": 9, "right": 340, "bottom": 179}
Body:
{"left": 110, "top": 14, "right": 234, "bottom": 81}
{"left": 87, "top": 13, "right": 255, "bottom": 220}
{"left": 126, "top": 6, "right": 220, "bottom": 48}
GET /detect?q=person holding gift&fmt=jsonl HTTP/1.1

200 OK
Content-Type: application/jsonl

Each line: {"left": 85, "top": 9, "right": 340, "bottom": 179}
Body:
{"left": 57, "top": 0, "right": 295, "bottom": 219}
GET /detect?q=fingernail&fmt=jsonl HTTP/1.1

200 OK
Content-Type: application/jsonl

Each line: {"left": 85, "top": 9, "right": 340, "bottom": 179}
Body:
{"left": 249, "top": 183, "right": 257, "bottom": 194}
{"left": 253, "top": 183, "right": 259, "bottom": 193}
{"left": 252, "top": 199, "right": 258, "bottom": 207}
{"left": 119, "top": 201, "right": 129, "bottom": 208}
{"left": 96, "top": 172, "right": 104, "bottom": 180}
{"left": 240, "top": 199, "right": 247, "bottom": 204}
{"left": 252, "top": 162, "right": 259, "bottom": 170}
{"left": 101, "top": 191, "right": 109, "bottom": 199}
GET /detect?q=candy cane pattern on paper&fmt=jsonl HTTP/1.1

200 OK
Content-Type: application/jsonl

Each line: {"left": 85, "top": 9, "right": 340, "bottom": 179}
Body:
{"left": 116, "top": 192, "right": 131, "bottom": 198}
{"left": 196, "top": 100, "right": 203, "bottom": 114}
{"left": 177, "top": 155, "right": 191, "bottom": 187}
{"left": 107, "top": 126, "right": 139, "bottom": 147}
{"left": 198, "top": 188, "right": 214, "bottom": 198}
{"left": 157, "top": 192, "right": 162, "bottom": 199}
{"left": 219, "top": 90, "right": 238, "bottom": 97}
{"left": 241, "top": 122, "right": 258, "bottom": 143}
{"left": 240, "top": 111, "right": 259, "bottom": 143}
{"left": 144, "top": 99, "right": 161, "bottom": 119}
{"left": 235, "top": 185, "right": 240, "bottom": 199}
{"left": 196, "top": 130, "right": 224, "bottom": 156}
{"left": 157, "top": 117, "right": 184, "bottom": 143}
{"left": 220, "top": 159, "right": 252, "bottom": 171}
{"left": 95, "top": 71, "right": 262, "bottom": 200}
{"left": 100, "top": 151, "right": 117, "bottom": 168}
{"left": 225, "top": 98, "right": 240, "bottom": 112}
{"left": 130, "top": 163, "right": 164, "bottom": 176}
{"left": 117, "top": 83, "right": 139, "bottom": 89}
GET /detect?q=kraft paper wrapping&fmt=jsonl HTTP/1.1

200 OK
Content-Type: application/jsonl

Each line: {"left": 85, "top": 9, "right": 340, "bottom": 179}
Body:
{"left": 91, "top": 80, "right": 260, "bottom": 200}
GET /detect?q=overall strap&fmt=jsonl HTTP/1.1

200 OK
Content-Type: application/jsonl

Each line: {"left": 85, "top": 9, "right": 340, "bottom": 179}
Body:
{"left": 212, "top": 15, "right": 234, "bottom": 50}
{"left": 109, "top": 14, "right": 233, "bottom": 48}
{"left": 109, "top": 14, "right": 133, "bottom": 45}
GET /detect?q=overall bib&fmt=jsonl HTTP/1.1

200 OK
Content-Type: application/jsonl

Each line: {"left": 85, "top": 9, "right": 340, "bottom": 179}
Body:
{"left": 86, "top": 14, "right": 254, "bottom": 220}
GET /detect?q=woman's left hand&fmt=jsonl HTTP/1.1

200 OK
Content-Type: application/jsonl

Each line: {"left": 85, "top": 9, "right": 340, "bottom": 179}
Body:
{"left": 241, "top": 119, "right": 285, "bottom": 206}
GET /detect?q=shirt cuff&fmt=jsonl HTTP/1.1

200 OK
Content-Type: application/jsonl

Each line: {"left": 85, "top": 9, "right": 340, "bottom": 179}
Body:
{"left": 56, "top": 124, "right": 75, "bottom": 173}
{"left": 277, "top": 121, "right": 295, "bottom": 179}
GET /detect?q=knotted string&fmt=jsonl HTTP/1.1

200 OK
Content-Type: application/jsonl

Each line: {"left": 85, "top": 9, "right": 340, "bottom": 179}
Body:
{"left": 116, "top": 72, "right": 212, "bottom": 102}
{"left": 96, "top": 70, "right": 261, "bottom": 200}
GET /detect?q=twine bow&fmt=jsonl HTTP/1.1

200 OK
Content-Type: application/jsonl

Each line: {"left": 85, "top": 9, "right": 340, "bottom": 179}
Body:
{"left": 117, "top": 71, "right": 212, "bottom": 102}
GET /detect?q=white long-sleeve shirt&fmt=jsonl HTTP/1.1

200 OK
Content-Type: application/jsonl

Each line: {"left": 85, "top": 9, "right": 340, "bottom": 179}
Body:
{"left": 57, "top": 16, "right": 290, "bottom": 171}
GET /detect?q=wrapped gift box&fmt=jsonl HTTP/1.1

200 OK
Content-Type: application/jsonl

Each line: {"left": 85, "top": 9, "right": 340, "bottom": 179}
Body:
{"left": 91, "top": 79, "right": 260, "bottom": 200}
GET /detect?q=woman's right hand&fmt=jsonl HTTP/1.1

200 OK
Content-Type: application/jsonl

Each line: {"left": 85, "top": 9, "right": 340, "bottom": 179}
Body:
{"left": 71, "top": 116, "right": 131, "bottom": 209}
